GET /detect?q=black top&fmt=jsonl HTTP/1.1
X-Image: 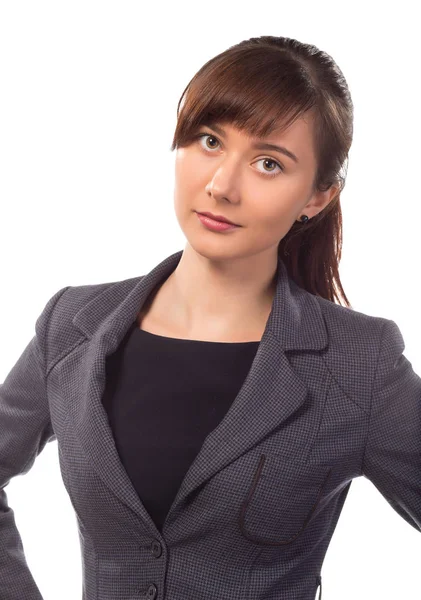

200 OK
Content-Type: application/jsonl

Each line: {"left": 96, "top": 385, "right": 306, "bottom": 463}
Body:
{"left": 102, "top": 320, "right": 260, "bottom": 533}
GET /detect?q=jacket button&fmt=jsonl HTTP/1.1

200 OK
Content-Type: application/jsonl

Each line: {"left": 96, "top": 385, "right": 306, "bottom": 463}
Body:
{"left": 146, "top": 583, "right": 157, "bottom": 598}
{"left": 151, "top": 540, "right": 162, "bottom": 557}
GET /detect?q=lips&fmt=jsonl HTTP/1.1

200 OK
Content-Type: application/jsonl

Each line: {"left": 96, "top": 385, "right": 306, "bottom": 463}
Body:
{"left": 196, "top": 211, "right": 239, "bottom": 226}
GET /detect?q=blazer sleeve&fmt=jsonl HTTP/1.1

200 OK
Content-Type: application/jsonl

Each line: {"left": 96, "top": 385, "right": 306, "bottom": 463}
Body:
{"left": 362, "top": 318, "right": 421, "bottom": 532}
{"left": 0, "top": 285, "right": 70, "bottom": 600}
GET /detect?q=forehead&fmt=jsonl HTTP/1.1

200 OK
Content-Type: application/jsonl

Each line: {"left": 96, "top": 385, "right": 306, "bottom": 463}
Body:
{"left": 214, "top": 115, "right": 314, "bottom": 146}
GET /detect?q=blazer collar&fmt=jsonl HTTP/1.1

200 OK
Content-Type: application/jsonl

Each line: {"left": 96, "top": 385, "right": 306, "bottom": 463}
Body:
{"left": 68, "top": 249, "right": 329, "bottom": 536}
{"left": 73, "top": 248, "right": 328, "bottom": 352}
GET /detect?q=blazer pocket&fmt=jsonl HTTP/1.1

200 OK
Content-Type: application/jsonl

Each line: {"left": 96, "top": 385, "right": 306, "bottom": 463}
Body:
{"left": 238, "top": 454, "right": 332, "bottom": 546}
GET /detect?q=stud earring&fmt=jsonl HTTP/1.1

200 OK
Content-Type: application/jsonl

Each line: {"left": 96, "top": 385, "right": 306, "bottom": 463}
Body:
{"left": 283, "top": 214, "right": 310, "bottom": 256}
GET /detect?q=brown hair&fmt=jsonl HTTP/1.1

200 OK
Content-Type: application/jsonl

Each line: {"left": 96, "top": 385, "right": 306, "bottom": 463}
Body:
{"left": 170, "top": 35, "right": 354, "bottom": 308}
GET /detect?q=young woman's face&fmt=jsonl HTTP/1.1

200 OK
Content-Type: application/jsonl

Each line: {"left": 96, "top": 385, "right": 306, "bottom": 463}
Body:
{"left": 174, "top": 115, "right": 332, "bottom": 262}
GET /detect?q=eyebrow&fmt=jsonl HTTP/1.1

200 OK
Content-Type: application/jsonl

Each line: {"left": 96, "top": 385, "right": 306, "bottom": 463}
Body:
{"left": 205, "top": 123, "right": 299, "bottom": 164}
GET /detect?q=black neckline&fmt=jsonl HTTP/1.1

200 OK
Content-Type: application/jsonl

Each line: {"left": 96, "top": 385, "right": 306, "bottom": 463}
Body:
{"left": 133, "top": 323, "right": 261, "bottom": 345}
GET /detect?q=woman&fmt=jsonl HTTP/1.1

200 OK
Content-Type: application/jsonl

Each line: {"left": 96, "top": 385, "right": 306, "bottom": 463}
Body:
{"left": 1, "top": 35, "right": 420, "bottom": 600}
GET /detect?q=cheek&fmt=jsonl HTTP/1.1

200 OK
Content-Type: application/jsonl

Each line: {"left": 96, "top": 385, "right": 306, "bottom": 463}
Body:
{"left": 174, "top": 157, "right": 195, "bottom": 208}
{"left": 253, "top": 197, "right": 297, "bottom": 234}
{"left": 175, "top": 151, "right": 206, "bottom": 188}
{"left": 173, "top": 158, "right": 204, "bottom": 219}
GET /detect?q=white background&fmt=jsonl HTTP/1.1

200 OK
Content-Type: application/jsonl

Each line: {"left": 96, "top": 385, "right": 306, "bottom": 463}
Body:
{"left": 0, "top": 1, "right": 420, "bottom": 598}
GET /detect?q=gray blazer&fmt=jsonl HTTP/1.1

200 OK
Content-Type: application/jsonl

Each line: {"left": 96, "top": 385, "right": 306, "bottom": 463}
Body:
{"left": 1, "top": 249, "right": 420, "bottom": 600}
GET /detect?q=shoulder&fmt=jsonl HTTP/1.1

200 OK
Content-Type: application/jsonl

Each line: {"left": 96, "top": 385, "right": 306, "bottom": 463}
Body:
{"left": 39, "top": 276, "right": 144, "bottom": 370}
{"left": 62, "top": 275, "right": 143, "bottom": 309}
{"left": 313, "top": 293, "right": 394, "bottom": 343}
{"left": 311, "top": 294, "right": 403, "bottom": 412}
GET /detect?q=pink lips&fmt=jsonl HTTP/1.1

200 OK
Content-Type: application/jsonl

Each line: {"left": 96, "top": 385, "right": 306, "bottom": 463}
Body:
{"left": 196, "top": 212, "right": 240, "bottom": 232}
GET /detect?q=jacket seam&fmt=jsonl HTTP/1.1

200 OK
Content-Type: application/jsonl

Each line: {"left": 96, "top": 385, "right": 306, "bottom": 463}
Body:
{"left": 319, "top": 354, "right": 369, "bottom": 417}
{"left": 19, "top": 298, "right": 70, "bottom": 475}
{"left": 46, "top": 337, "right": 88, "bottom": 377}
{"left": 360, "top": 320, "right": 387, "bottom": 475}
{"left": 39, "top": 285, "right": 72, "bottom": 377}
{"left": 34, "top": 285, "right": 73, "bottom": 464}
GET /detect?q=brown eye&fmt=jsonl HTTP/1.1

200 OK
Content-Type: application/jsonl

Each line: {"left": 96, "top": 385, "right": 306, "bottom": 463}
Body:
{"left": 262, "top": 159, "right": 278, "bottom": 172}
{"left": 201, "top": 134, "right": 219, "bottom": 149}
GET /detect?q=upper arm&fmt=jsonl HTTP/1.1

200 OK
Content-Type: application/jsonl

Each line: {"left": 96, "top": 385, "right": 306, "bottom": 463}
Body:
{"left": 362, "top": 319, "right": 421, "bottom": 531}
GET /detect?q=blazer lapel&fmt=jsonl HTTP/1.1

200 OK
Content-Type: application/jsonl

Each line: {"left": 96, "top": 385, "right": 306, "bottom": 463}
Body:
{"left": 70, "top": 249, "right": 328, "bottom": 531}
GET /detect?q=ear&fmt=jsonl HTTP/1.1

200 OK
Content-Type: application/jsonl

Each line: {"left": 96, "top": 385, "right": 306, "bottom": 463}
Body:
{"left": 303, "top": 184, "right": 340, "bottom": 218}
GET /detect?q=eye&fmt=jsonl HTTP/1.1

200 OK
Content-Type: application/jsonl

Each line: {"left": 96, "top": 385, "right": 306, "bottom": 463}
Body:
{"left": 194, "top": 133, "right": 284, "bottom": 178}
